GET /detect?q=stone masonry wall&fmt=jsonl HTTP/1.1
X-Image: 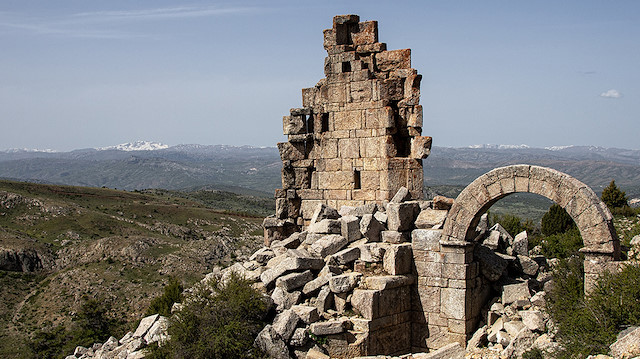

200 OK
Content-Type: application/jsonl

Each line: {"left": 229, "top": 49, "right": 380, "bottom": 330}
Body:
{"left": 267, "top": 14, "right": 432, "bottom": 239}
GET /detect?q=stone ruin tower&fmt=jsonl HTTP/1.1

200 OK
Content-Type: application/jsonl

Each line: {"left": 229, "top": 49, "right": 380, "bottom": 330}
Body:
{"left": 265, "top": 14, "right": 432, "bottom": 242}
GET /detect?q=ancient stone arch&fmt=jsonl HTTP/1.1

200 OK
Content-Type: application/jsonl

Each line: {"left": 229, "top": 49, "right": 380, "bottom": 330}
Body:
{"left": 421, "top": 165, "right": 622, "bottom": 346}
{"left": 442, "top": 164, "right": 619, "bottom": 259}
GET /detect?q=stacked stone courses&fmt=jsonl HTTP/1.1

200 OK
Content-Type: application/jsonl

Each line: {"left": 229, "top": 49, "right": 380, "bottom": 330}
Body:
{"left": 274, "top": 14, "right": 432, "bottom": 231}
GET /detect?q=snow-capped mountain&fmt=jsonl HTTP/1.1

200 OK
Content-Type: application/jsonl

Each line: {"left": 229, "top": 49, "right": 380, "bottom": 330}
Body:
{"left": 468, "top": 144, "right": 531, "bottom": 150}
{"left": 97, "top": 141, "right": 169, "bottom": 152}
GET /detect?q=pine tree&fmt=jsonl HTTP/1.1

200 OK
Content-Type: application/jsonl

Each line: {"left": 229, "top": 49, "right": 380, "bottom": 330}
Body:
{"left": 601, "top": 180, "right": 628, "bottom": 209}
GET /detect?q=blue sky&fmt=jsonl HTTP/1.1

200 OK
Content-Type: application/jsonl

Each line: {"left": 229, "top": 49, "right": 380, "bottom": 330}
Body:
{"left": 0, "top": 1, "right": 638, "bottom": 151}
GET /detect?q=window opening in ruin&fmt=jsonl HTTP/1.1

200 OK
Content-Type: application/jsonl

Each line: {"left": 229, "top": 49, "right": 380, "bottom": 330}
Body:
{"left": 305, "top": 114, "right": 314, "bottom": 133}
{"left": 335, "top": 23, "right": 358, "bottom": 45}
{"left": 353, "top": 170, "right": 361, "bottom": 189}
{"left": 388, "top": 101, "right": 411, "bottom": 157}
{"left": 342, "top": 61, "right": 351, "bottom": 73}
{"left": 320, "top": 113, "right": 329, "bottom": 132}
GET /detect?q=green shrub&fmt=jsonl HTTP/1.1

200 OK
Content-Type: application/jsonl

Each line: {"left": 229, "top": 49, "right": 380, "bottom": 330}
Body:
{"left": 602, "top": 180, "right": 628, "bottom": 210}
{"left": 30, "top": 297, "right": 122, "bottom": 359}
{"left": 547, "top": 260, "right": 640, "bottom": 358}
{"left": 541, "top": 204, "right": 576, "bottom": 236}
{"left": 539, "top": 227, "right": 583, "bottom": 259}
{"left": 148, "top": 273, "right": 268, "bottom": 359}
{"left": 146, "top": 277, "right": 183, "bottom": 317}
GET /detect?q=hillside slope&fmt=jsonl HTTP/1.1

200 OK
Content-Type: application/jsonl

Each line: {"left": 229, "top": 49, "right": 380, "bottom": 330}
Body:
{"left": 0, "top": 180, "right": 268, "bottom": 357}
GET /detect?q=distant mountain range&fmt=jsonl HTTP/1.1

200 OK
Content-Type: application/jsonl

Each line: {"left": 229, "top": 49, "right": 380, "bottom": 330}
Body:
{"left": 1, "top": 142, "right": 639, "bottom": 197}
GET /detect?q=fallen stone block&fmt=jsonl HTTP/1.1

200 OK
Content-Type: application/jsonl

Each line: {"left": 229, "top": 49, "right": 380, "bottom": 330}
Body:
{"left": 530, "top": 291, "right": 546, "bottom": 307}
{"left": 310, "top": 203, "right": 340, "bottom": 225}
{"left": 309, "top": 319, "right": 347, "bottom": 336}
{"left": 302, "top": 275, "right": 331, "bottom": 296}
{"left": 309, "top": 234, "right": 348, "bottom": 258}
{"left": 254, "top": 325, "right": 290, "bottom": 359}
{"left": 360, "top": 214, "right": 384, "bottom": 241}
{"left": 340, "top": 215, "right": 362, "bottom": 242}
{"left": 517, "top": 255, "right": 539, "bottom": 277}
{"left": 415, "top": 208, "right": 448, "bottom": 229}
{"left": 308, "top": 219, "right": 342, "bottom": 234}
{"left": 276, "top": 270, "right": 314, "bottom": 292}
{"left": 411, "top": 228, "right": 442, "bottom": 251}
{"left": 329, "top": 272, "right": 363, "bottom": 293}
{"left": 610, "top": 326, "right": 640, "bottom": 358}
{"left": 315, "top": 286, "right": 334, "bottom": 314}
{"left": 272, "top": 286, "right": 301, "bottom": 311}
{"left": 383, "top": 243, "right": 412, "bottom": 275}
{"left": 467, "top": 325, "right": 488, "bottom": 350}
{"left": 358, "top": 243, "right": 386, "bottom": 262}
{"left": 513, "top": 231, "right": 529, "bottom": 256}
{"left": 273, "top": 309, "right": 300, "bottom": 341}
{"left": 249, "top": 247, "right": 275, "bottom": 264}
{"left": 502, "top": 327, "right": 536, "bottom": 359}
{"left": 330, "top": 247, "right": 360, "bottom": 265}
{"left": 290, "top": 327, "right": 309, "bottom": 347}
{"left": 133, "top": 314, "right": 159, "bottom": 338}
{"left": 520, "top": 310, "right": 545, "bottom": 332}
{"left": 387, "top": 202, "right": 418, "bottom": 231}
{"left": 390, "top": 186, "right": 411, "bottom": 203}
{"left": 354, "top": 203, "right": 377, "bottom": 217}
{"left": 292, "top": 305, "right": 320, "bottom": 324}
{"left": 502, "top": 281, "right": 531, "bottom": 304}
{"left": 504, "top": 320, "right": 526, "bottom": 337}
{"left": 144, "top": 316, "right": 169, "bottom": 345}
{"left": 306, "top": 348, "right": 331, "bottom": 359}
{"left": 373, "top": 211, "right": 388, "bottom": 226}
{"left": 432, "top": 196, "right": 454, "bottom": 210}
{"left": 381, "top": 230, "right": 410, "bottom": 244}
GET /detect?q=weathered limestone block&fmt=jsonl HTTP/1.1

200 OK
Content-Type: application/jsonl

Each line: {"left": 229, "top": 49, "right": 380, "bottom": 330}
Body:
{"left": 292, "top": 305, "right": 320, "bottom": 325}
{"left": 250, "top": 247, "right": 275, "bottom": 264}
{"left": 373, "top": 211, "right": 388, "bottom": 226}
{"left": 289, "top": 327, "right": 309, "bottom": 347}
{"left": 351, "top": 289, "right": 379, "bottom": 320}
{"left": 383, "top": 243, "right": 412, "bottom": 275}
{"left": 302, "top": 275, "right": 331, "bottom": 296}
{"left": 517, "top": 255, "right": 539, "bottom": 277}
{"left": 502, "top": 281, "right": 531, "bottom": 304}
{"left": 502, "top": 327, "right": 536, "bottom": 359}
{"left": 387, "top": 202, "right": 419, "bottom": 231}
{"left": 310, "top": 319, "right": 349, "bottom": 336}
{"left": 309, "top": 234, "right": 348, "bottom": 258}
{"left": 310, "top": 203, "right": 340, "bottom": 225}
{"left": 411, "top": 228, "right": 442, "bottom": 251}
{"left": 415, "top": 208, "right": 448, "bottom": 229}
{"left": 254, "top": 325, "right": 290, "bottom": 358}
{"left": 413, "top": 342, "right": 464, "bottom": 359}
{"left": 276, "top": 270, "right": 314, "bottom": 292}
{"left": 466, "top": 325, "right": 488, "bottom": 350}
{"left": 330, "top": 246, "right": 360, "bottom": 265}
{"left": 375, "top": 49, "right": 411, "bottom": 72}
{"left": 520, "top": 310, "right": 545, "bottom": 332}
{"left": 329, "top": 272, "right": 363, "bottom": 293}
{"left": 610, "top": 326, "right": 640, "bottom": 358}
{"left": 273, "top": 309, "right": 300, "bottom": 341}
{"left": 283, "top": 115, "right": 306, "bottom": 135}
{"left": 315, "top": 286, "right": 334, "bottom": 313}
{"left": 261, "top": 256, "right": 324, "bottom": 287}
{"left": 381, "top": 230, "right": 410, "bottom": 244}
{"left": 360, "top": 214, "right": 384, "bottom": 241}
{"left": 272, "top": 287, "right": 302, "bottom": 311}
{"left": 308, "top": 219, "right": 341, "bottom": 234}
{"left": 512, "top": 231, "right": 529, "bottom": 256}
{"left": 432, "top": 196, "right": 454, "bottom": 210}
{"left": 474, "top": 244, "right": 507, "bottom": 281}
{"left": 411, "top": 136, "right": 432, "bottom": 159}
{"left": 133, "top": 314, "right": 159, "bottom": 338}
{"left": 390, "top": 186, "right": 411, "bottom": 203}
{"left": 504, "top": 320, "right": 526, "bottom": 337}
{"left": 358, "top": 242, "right": 386, "bottom": 262}
{"left": 278, "top": 141, "right": 306, "bottom": 162}
{"left": 340, "top": 215, "right": 362, "bottom": 242}
{"left": 144, "top": 316, "right": 169, "bottom": 345}
{"left": 364, "top": 275, "right": 414, "bottom": 290}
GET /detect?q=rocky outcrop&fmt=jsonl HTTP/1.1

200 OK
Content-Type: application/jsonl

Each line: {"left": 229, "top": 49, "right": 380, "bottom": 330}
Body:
{"left": 0, "top": 247, "right": 48, "bottom": 272}
{"left": 64, "top": 314, "right": 168, "bottom": 359}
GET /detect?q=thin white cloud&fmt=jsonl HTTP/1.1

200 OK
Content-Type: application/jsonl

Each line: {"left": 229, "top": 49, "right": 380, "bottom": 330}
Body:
{"left": 600, "top": 89, "right": 623, "bottom": 99}
{"left": 70, "top": 6, "right": 258, "bottom": 23}
{"left": 0, "top": 5, "right": 258, "bottom": 39}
